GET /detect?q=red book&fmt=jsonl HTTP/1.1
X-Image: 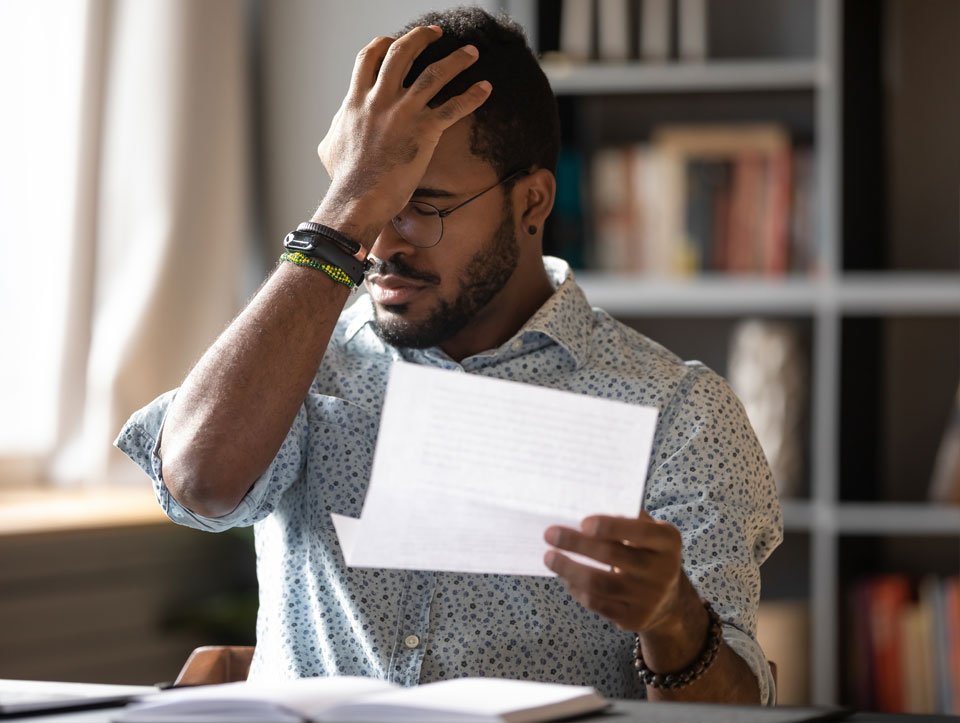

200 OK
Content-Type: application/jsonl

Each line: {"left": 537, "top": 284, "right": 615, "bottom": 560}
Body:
{"left": 728, "top": 153, "right": 763, "bottom": 272}
{"left": 945, "top": 577, "right": 960, "bottom": 714}
{"left": 869, "top": 576, "right": 912, "bottom": 712}
{"left": 762, "top": 148, "right": 793, "bottom": 275}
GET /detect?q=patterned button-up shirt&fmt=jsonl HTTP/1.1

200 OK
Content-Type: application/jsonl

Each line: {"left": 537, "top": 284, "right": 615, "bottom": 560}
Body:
{"left": 116, "top": 257, "right": 783, "bottom": 704}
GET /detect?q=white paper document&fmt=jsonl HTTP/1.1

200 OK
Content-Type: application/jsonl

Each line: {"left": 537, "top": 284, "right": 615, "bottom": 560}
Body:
{"left": 332, "top": 361, "right": 658, "bottom": 576}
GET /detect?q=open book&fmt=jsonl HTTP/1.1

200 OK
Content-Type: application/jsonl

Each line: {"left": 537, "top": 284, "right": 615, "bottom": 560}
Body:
{"left": 116, "top": 675, "right": 607, "bottom": 723}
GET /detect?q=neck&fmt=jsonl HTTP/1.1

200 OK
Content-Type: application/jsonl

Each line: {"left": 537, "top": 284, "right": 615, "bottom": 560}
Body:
{"left": 440, "top": 258, "right": 555, "bottom": 363}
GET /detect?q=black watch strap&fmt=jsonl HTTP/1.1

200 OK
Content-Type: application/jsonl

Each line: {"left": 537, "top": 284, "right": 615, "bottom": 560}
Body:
{"left": 296, "top": 222, "right": 366, "bottom": 260}
{"left": 283, "top": 231, "right": 370, "bottom": 285}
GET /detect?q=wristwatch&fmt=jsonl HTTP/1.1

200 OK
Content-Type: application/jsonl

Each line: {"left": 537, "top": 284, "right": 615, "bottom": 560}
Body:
{"left": 283, "top": 222, "right": 373, "bottom": 285}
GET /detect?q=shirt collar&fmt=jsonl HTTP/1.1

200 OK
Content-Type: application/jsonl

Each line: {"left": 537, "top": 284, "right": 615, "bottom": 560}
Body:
{"left": 343, "top": 256, "right": 594, "bottom": 369}
{"left": 516, "top": 256, "right": 593, "bottom": 369}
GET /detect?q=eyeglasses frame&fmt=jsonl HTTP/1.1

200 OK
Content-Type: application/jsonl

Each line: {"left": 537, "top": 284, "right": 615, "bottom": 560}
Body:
{"left": 392, "top": 167, "right": 530, "bottom": 248}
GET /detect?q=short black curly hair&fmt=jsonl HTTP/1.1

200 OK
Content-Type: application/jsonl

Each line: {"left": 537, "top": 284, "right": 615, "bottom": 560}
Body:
{"left": 399, "top": 6, "right": 560, "bottom": 179}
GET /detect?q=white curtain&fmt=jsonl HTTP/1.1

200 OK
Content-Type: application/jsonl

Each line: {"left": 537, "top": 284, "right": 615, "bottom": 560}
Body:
{"left": 0, "top": 0, "right": 252, "bottom": 486}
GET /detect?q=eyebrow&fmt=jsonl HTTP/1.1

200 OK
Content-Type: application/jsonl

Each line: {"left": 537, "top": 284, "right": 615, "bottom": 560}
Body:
{"left": 412, "top": 186, "right": 458, "bottom": 199}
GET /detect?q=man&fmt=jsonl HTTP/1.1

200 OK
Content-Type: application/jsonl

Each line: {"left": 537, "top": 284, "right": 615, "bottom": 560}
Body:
{"left": 117, "top": 7, "right": 782, "bottom": 705}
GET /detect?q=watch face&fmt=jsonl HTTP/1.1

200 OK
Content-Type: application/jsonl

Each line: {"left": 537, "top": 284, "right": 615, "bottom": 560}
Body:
{"left": 284, "top": 233, "right": 315, "bottom": 252}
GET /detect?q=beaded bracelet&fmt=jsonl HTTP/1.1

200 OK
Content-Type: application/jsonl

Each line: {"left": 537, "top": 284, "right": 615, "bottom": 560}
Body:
{"left": 280, "top": 251, "right": 354, "bottom": 288}
{"left": 633, "top": 600, "right": 722, "bottom": 690}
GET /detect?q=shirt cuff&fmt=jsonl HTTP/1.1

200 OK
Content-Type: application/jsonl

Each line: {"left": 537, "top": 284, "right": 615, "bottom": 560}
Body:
{"left": 721, "top": 623, "right": 776, "bottom": 706}
{"left": 114, "top": 390, "right": 306, "bottom": 533}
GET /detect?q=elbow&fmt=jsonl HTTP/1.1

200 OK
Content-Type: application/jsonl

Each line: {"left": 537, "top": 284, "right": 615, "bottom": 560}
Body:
{"left": 160, "top": 443, "right": 250, "bottom": 519}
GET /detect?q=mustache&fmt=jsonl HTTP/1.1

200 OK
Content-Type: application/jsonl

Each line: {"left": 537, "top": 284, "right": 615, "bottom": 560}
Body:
{"left": 368, "top": 256, "right": 441, "bottom": 286}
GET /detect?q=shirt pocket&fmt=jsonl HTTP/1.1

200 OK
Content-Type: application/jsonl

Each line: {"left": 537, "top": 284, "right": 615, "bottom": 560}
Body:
{"left": 302, "top": 394, "right": 381, "bottom": 529}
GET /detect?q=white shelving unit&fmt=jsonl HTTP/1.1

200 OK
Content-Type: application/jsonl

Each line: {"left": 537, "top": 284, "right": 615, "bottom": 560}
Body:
{"left": 543, "top": 59, "right": 822, "bottom": 94}
{"left": 577, "top": 274, "right": 960, "bottom": 317}
{"left": 519, "top": 0, "right": 960, "bottom": 706}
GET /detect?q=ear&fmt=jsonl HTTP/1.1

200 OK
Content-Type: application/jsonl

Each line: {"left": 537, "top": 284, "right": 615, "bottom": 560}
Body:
{"left": 512, "top": 168, "right": 556, "bottom": 238}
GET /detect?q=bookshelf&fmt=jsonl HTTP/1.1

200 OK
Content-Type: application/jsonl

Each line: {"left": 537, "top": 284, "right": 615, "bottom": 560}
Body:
{"left": 507, "top": 0, "right": 960, "bottom": 709}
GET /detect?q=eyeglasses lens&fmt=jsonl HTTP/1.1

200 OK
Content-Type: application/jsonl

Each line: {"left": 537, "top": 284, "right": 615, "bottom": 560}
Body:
{"left": 392, "top": 202, "right": 442, "bottom": 248}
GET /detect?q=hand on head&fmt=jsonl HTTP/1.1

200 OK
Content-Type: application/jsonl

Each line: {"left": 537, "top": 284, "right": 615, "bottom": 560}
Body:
{"left": 316, "top": 26, "right": 492, "bottom": 240}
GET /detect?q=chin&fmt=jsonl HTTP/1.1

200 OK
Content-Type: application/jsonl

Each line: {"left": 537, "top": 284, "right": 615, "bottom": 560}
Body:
{"left": 378, "top": 302, "right": 409, "bottom": 315}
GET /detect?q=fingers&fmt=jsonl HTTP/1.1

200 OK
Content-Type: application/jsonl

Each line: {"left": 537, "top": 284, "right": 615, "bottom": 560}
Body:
{"left": 581, "top": 513, "right": 681, "bottom": 552}
{"left": 406, "top": 43, "right": 479, "bottom": 97}
{"left": 350, "top": 25, "right": 491, "bottom": 133}
{"left": 349, "top": 36, "right": 396, "bottom": 95}
{"left": 544, "top": 549, "right": 636, "bottom": 599}
{"left": 544, "top": 514, "right": 686, "bottom": 633}
{"left": 375, "top": 24, "right": 444, "bottom": 90}
{"left": 544, "top": 546, "right": 677, "bottom": 632}
{"left": 431, "top": 79, "right": 492, "bottom": 126}
{"left": 545, "top": 525, "right": 658, "bottom": 575}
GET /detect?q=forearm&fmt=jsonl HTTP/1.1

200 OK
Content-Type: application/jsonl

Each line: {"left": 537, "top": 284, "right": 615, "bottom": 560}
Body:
{"left": 643, "top": 636, "right": 760, "bottom": 704}
{"left": 160, "top": 192, "right": 385, "bottom": 517}
{"left": 160, "top": 260, "right": 350, "bottom": 517}
{"left": 638, "top": 576, "right": 760, "bottom": 704}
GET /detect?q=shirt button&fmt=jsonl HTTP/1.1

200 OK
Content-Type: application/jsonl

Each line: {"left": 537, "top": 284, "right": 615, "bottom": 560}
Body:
{"left": 404, "top": 634, "right": 420, "bottom": 649}
{"left": 511, "top": 339, "right": 523, "bottom": 351}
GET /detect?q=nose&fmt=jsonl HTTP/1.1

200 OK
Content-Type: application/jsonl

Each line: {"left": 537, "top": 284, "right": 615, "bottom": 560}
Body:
{"left": 369, "top": 217, "right": 418, "bottom": 261}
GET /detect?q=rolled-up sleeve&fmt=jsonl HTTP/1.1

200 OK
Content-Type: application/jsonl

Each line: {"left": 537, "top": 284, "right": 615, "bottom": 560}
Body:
{"left": 114, "top": 390, "right": 307, "bottom": 532}
{"left": 643, "top": 364, "right": 784, "bottom": 705}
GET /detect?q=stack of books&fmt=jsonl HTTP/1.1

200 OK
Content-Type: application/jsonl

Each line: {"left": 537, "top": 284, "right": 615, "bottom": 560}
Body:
{"left": 846, "top": 575, "right": 960, "bottom": 715}
{"left": 587, "top": 124, "right": 817, "bottom": 276}
{"left": 553, "top": 0, "right": 708, "bottom": 63}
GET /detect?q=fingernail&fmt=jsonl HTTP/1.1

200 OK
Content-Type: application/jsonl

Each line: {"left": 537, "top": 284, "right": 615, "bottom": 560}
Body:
{"left": 478, "top": 80, "right": 492, "bottom": 92}
{"left": 462, "top": 44, "right": 479, "bottom": 57}
{"left": 428, "top": 25, "right": 442, "bottom": 32}
{"left": 544, "top": 551, "right": 556, "bottom": 568}
{"left": 544, "top": 527, "right": 559, "bottom": 545}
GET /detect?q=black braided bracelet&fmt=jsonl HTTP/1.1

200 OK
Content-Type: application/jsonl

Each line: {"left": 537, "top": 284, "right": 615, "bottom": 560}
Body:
{"left": 633, "top": 600, "right": 722, "bottom": 690}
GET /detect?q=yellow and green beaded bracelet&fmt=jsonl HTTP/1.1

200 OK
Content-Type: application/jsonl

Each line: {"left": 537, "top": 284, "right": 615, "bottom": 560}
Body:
{"left": 280, "top": 251, "right": 354, "bottom": 288}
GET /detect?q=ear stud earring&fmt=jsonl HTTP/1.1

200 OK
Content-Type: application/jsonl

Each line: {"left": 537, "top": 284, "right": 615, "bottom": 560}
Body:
{"left": 528, "top": 225, "right": 537, "bottom": 235}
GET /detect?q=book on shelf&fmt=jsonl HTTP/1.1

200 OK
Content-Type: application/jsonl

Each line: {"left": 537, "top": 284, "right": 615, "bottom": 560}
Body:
{"left": 640, "top": 0, "right": 673, "bottom": 60}
{"left": 588, "top": 124, "right": 816, "bottom": 276}
{"left": 559, "top": 0, "right": 592, "bottom": 61}
{"left": 116, "top": 676, "right": 607, "bottom": 723}
{"left": 900, "top": 591, "right": 935, "bottom": 713}
{"left": 552, "top": 0, "right": 675, "bottom": 63}
{"left": 920, "top": 576, "right": 952, "bottom": 714}
{"left": 928, "top": 382, "right": 960, "bottom": 503}
{"left": 946, "top": 578, "right": 960, "bottom": 714}
{"left": 846, "top": 575, "right": 960, "bottom": 715}
{"left": 597, "top": 0, "right": 631, "bottom": 61}
{"left": 677, "top": 0, "right": 707, "bottom": 60}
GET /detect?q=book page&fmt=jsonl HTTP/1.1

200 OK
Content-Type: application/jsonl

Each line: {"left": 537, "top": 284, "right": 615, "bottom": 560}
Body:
{"left": 323, "top": 677, "right": 605, "bottom": 723}
{"left": 335, "top": 362, "right": 658, "bottom": 576}
{"left": 118, "top": 677, "right": 398, "bottom": 723}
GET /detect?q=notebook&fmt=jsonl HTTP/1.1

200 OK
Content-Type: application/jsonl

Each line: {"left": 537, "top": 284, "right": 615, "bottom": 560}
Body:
{"left": 0, "top": 679, "right": 156, "bottom": 717}
{"left": 115, "top": 676, "right": 607, "bottom": 723}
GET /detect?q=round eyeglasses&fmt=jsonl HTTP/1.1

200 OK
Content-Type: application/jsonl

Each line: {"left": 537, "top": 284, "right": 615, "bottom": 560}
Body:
{"left": 390, "top": 168, "right": 529, "bottom": 248}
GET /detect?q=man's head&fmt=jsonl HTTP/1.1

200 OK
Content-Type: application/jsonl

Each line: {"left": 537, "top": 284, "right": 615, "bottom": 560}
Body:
{"left": 366, "top": 7, "right": 560, "bottom": 358}
{"left": 399, "top": 6, "right": 561, "bottom": 179}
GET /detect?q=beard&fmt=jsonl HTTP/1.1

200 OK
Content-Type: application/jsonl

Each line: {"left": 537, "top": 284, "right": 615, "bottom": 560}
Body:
{"left": 370, "top": 204, "right": 520, "bottom": 350}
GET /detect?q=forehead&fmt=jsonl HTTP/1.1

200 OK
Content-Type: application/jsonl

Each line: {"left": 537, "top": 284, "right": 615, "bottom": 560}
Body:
{"left": 421, "top": 117, "right": 498, "bottom": 188}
